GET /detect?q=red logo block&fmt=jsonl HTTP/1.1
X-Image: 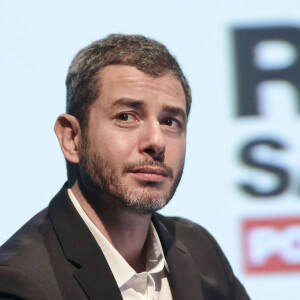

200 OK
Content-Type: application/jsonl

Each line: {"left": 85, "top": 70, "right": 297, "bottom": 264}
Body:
{"left": 242, "top": 217, "right": 300, "bottom": 273}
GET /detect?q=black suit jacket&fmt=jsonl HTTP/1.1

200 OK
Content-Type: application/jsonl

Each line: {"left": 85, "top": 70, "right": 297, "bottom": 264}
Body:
{"left": 0, "top": 185, "right": 250, "bottom": 299}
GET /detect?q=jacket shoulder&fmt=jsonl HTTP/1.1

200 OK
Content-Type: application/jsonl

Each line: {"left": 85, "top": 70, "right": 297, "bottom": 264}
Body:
{"left": 0, "top": 208, "right": 64, "bottom": 299}
{"left": 155, "top": 214, "right": 250, "bottom": 300}
{"left": 0, "top": 209, "right": 50, "bottom": 267}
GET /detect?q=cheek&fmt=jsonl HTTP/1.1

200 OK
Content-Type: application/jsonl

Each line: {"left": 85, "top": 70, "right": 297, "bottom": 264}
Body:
{"left": 177, "top": 147, "right": 186, "bottom": 168}
{"left": 97, "top": 132, "right": 138, "bottom": 162}
{"left": 167, "top": 140, "right": 186, "bottom": 168}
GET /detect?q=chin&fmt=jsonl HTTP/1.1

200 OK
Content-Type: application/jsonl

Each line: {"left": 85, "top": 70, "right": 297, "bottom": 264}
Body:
{"left": 116, "top": 189, "right": 171, "bottom": 214}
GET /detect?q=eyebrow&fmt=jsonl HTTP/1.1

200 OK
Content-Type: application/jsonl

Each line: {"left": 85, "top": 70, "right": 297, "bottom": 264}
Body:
{"left": 110, "top": 98, "right": 145, "bottom": 109}
{"left": 110, "top": 97, "right": 187, "bottom": 122}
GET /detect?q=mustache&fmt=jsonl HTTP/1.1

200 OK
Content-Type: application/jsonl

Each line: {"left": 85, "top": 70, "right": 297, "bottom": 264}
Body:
{"left": 123, "top": 159, "right": 174, "bottom": 179}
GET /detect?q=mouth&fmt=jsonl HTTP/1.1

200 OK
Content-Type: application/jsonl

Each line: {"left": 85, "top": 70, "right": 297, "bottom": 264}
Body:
{"left": 131, "top": 167, "right": 168, "bottom": 182}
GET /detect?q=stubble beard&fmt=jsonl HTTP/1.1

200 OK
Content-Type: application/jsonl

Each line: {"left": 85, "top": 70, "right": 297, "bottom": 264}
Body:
{"left": 79, "top": 136, "right": 184, "bottom": 214}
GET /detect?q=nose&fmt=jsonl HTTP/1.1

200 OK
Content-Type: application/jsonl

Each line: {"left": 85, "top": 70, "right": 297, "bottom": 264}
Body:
{"left": 139, "top": 120, "right": 166, "bottom": 162}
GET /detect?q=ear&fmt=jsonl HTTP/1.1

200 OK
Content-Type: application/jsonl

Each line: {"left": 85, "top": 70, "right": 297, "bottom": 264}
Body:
{"left": 54, "top": 114, "right": 81, "bottom": 164}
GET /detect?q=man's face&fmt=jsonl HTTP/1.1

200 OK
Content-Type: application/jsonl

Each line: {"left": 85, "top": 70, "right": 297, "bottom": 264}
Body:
{"left": 79, "top": 65, "right": 187, "bottom": 213}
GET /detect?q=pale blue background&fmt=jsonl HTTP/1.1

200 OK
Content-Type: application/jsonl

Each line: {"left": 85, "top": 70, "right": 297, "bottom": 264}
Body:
{"left": 1, "top": 1, "right": 300, "bottom": 299}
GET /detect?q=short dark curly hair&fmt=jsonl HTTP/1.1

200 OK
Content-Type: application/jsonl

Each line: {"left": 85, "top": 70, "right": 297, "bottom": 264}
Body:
{"left": 66, "top": 34, "right": 191, "bottom": 131}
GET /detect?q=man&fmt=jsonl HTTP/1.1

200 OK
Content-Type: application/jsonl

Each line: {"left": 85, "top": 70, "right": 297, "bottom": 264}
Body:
{"left": 0, "top": 34, "right": 250, "bottom": 299}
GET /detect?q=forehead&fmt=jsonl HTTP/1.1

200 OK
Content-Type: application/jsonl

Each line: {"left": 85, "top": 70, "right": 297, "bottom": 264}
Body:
{"left": 96, "top": 65, "right": 186, "bottom": 111}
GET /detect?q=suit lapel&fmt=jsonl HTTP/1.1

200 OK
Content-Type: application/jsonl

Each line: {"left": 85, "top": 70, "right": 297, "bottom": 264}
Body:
{"left": 73, "top": 253, "right": 122, "bottom": 300}
{"left": 48, "top": 185, "right": 122, "bottom": 300}
{"left": 153, "top": 214, "right": 205, "bottom": 300}
{"left": 48, "top": 186, "right": 204, "bottom": 300}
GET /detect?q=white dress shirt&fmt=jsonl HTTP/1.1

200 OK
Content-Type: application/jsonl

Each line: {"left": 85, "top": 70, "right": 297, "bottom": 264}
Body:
{"left": 68, "top": 189, "right": 173, "bottom": 300}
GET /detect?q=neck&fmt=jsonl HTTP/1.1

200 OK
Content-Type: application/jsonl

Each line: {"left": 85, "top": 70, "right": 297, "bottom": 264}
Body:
{"left": 70, "top": 180, "right": 152, "bottom": 273}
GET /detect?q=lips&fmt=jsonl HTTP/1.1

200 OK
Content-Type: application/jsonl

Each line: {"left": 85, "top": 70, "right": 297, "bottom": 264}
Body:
{"left": 131, "top": 167, "right": 168, "bottom": 181}
{"left": 132, "top": 167, "right": 167, "bottom": 176}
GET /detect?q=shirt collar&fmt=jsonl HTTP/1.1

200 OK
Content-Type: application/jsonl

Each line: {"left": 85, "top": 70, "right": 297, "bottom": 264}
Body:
{"left": 67, "top": 188, "right": 169, "bottom": 288}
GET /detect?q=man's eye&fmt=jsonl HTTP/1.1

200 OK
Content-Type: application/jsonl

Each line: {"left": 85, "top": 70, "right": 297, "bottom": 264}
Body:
{"left": 117, "top": 113, "right": 135, "bottom": 122}
{"left": 115, "top": 113, "right": 139, "bottom": 126}
{"left": 162, "top": 118, "right": 179, "bottom": 127}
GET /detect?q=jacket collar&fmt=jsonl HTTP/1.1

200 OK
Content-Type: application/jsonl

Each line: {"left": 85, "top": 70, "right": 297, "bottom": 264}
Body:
{"left": 152, "top": 214, "right": 204, "bottom": 300}
{"left": 48, "top": 184, "right": 204, "bottom": 300}
{"left": 48, "top": 184, "right": 123, "bottom": 300}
